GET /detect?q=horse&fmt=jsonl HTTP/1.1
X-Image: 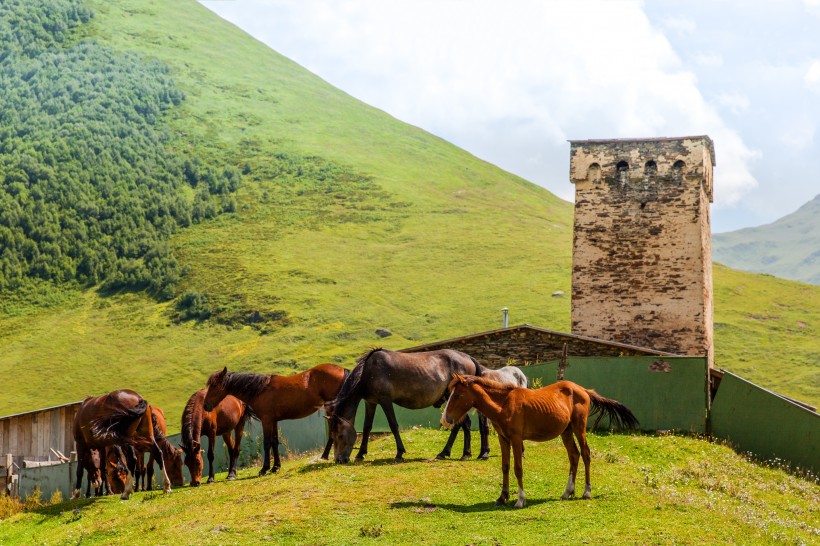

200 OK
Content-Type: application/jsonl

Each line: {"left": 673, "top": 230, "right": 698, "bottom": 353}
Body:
{"left": 104, "top": 446, "right": 129, "bottom": 495}
{"left": 436, "top": 363, "right": 528, "bottom": 460}
{"left": 135, "top": 406, "right": 184, "bottom": 491}
{"left": 328, "top": 348, "right": 490, "bottom": 464}
{"left": 72, "top": 389, "right": 175, "bottom": 500}
{"left": 82, "top": 449, "right": 104, "bottom": 498}
{"left": 204, "top": 363, "right": 348, "bottom": 475}
{"left": 442, "top": 375, "right": 639, "bottom": 508}
{"left": 181, "top": 389, "right": 248, "bottom": 486}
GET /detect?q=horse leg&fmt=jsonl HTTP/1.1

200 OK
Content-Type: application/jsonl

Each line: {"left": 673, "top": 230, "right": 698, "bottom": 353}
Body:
{"left": 147, "top": 451, "right": 155, "bottom": 490}
{"left": 271, "top": 422, "right": 282, "bottom": 472}
{"left": 208, "top": 434, "right": 218, "bottom": 483}
{"left": 379, "top": 401, "right": 406, "bottom": 462}
{"left": 460, "top": 414, "right": 473, "bottom": 460}
{"left": 72, "top": 442, "right": 87, "bottom": 500}
{"left": 121, "top": 445, "right": 137, "bottom": 500}
{"left": 228, "top": 418, "right": 245, "bottom": 478}
{"left": 435, "top": 420, "right": 461, "bottom": 460}
{"left": 477, "top": 413, "right": 491, "bottom": 460}
{"left": 150, "top": 440, "right": 172, "bottom": 493}
{"left": 496, "top": 435, "right": 511, "bottom": 505}
{"left": 560, "top": 428, "right": 580, "bottom": 500}
{"left": 259, "top": 419, "right": 272, "bottom": 476}
{"left": 355, "top": 402, "right": 377, "bottom": 461}
{"left": 574, "top": 424, "right": 592, "bottom": 499}
{"left": 512, "top": 439, "right": 526, "bottom": 509}
{"left": 219, "top": 433, "right": 231, "bottom": 482}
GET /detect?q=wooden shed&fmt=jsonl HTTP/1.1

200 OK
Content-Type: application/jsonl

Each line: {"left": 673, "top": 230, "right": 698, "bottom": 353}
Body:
{"left": 0, "top": 401, "right": 81, "bottom": 468}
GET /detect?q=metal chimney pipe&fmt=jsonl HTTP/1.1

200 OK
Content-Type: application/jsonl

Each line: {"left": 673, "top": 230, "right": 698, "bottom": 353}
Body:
{"left": 502, "top": 307, "right": 509, "bottom": 328}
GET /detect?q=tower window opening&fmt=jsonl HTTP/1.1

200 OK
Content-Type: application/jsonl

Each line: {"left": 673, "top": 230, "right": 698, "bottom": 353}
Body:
{"left": 616, "top": 161, "right": 629, "bottom": 186}
{"left": 672, "top": 160, "right": 685, "bottom": 185}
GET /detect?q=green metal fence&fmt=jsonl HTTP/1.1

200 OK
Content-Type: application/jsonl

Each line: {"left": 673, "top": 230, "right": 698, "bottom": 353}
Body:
{"left": 711, "top": 371, "right": 819, "bottom": 474}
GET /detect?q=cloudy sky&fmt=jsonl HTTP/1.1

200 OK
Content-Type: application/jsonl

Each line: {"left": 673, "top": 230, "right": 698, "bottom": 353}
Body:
{"left": 201, "top": 0, "right": 820, "bottom": 233}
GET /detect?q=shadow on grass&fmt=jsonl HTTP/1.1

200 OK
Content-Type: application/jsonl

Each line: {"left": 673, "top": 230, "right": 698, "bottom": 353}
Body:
{"left": 390, "top": 498, "right": 556, "bottom": 513}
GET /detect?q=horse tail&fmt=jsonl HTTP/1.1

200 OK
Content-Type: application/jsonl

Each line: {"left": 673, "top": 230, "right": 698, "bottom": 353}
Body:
{"left": 180, "top": 390, "right": 202, "bottom": 452}
{"left": 90, "top": 396, "right": 148, "bottom": 443}
{"left": 469, "top": 355, "right": 484, "bottom": 378}
{"left": 586, "top": 390, "right": 640, "bottom": 431}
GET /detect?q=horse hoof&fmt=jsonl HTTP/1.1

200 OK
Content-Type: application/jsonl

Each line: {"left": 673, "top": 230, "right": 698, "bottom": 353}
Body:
{"left": 225, "top": 475, "right": 235, "bottom": 481}
{"left": 259, "top": 469, "right": 268, "bottom": 476}
{"left": 514, "top": 500, "right": 526, "bottom": 509}
{"left": 394, "top": 456, "right": 405, "bottom": 463}
{"left": 207, "top": 477, "right": 215, "bottom": 484}
{"left": 495, "top": 498, "right": 507, "bottom": 506}
{"left": 70, "top": 490, "right": 81, "bottom": 501}
{"left": 460, "top": 453, "right": 472, "bottom": 461}
{"left": 477, "top": 453, "right": 490, "bottom": 460}
{"left": 355, "top": 456, "right": 365, "bottom": 462}
{"left": 434, "top": 453, "right": 448, "bottom": 460}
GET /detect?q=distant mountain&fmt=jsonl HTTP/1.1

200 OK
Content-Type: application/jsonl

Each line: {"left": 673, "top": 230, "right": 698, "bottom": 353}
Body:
{"left": 713, "top": 195, "right": 820, "bottom": 285}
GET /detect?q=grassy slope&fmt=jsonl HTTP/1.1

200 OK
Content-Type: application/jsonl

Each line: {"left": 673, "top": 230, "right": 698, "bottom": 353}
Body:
{"left": 2, "top": 430, "right": 818, "bottom": 544}
{"left": 0, "top": 0, "right": 817, "bottom": 425}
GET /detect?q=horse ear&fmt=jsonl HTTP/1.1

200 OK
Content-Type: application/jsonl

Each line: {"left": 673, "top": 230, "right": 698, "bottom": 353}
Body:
{"left": 452, "top": 373, "right": 465, "bottom": 383}
{"left": 221, "top": 366, "right": 228, "bottom": 374}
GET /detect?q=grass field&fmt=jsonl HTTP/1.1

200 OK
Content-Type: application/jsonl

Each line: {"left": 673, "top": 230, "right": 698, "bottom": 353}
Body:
{"left": 1, "top": 429, "right": 817, "bottom": 545}
{"left": 0, "top": 0, "right": 817, "bottom": 427}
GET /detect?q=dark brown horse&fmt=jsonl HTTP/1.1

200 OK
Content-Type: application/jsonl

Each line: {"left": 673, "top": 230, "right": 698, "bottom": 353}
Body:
{"left": 72, "top": 389, "right": 175, "bottom": 500}
{"left": 442, "top": 375, "right": 639, "bottom": 508}
{"left": 328, "top": 348, "right": 489, "bottom": 464}
{"left": 181, "top": 389, "right": 248, "bottom": 486}
{"left": 204, "top": 363, "right": 348, "bottom": 475}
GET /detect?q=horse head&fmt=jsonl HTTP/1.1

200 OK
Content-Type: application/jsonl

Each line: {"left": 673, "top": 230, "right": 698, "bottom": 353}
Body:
{"left": 204, "top": 367, "right": 229, "bottom": 411}
{"left": 105, "top": 447, "right": 128, "bottom": 494}
{"left": 328, "top": 413, "right": 357, "bottom": 464}
{"left": 87, "top": 449, "right": 103, "bottom": 491}
{"left": 165, "top": 444, "right": 186, "bottom": 487}
{"left": 182, "top": 440, "right": 204, "bottom": 486}
{"left": 441, "top": 373, "right": 473, "bottom": 429}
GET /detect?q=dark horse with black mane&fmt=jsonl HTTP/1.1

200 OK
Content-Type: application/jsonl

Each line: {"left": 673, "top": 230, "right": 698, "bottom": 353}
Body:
{"left": 328, "top": 348, "right": 490, "bottom": 464}
{"left": 204, "top": 363, "right": 348, "bottom": 475}
{"left": 72, "top": 389, "right": 176, "bottom": 500}
{"left": 181, "top": 389, "right": 248, "bottom": 486}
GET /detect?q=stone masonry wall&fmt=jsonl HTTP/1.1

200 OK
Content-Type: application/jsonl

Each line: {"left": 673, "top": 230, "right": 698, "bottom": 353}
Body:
{"left": 402, "top": 326, "right": 670, "bottom": 369}
{"left": 569, "top": 136, "right": 714, "bottom": 366}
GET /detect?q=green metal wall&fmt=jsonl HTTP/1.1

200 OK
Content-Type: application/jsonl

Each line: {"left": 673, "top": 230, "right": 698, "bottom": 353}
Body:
{"left": 518, "top": 356, "right": 709, "bottom": 432}
{"left": 711, "top": 372, "right": 819, "bottom": 474}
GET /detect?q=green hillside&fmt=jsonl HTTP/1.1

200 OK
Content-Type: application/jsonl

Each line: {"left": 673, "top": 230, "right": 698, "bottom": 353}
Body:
{"left": 2, "top": 430, "right": 818, "bottom": 544}
{"left": 714, "top": 194, "right": 820, "bottom": 285}
{"left": 0, "top": 0, "right": 817, "bottom": 424}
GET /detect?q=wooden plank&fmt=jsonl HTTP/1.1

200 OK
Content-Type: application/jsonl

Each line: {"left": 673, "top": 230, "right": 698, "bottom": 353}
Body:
{"left": 9, "top": 416, "right": 18, "bottom": 455}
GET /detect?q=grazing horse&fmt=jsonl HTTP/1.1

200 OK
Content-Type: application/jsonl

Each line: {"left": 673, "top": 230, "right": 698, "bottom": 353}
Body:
{"left": 329, "top": 348, "right": 489, "bottom": 464}
{"left": 204, "top": 363, "right": 348, "bottom": 475}
{"left": 181, "top": 389, "right": 248, "bottom": 486}
{"left": 82, "top": 449, "right": 104, "bottom": 498}
{"left": 72, "top": 389, "right": 175, "bottom": 500}
{"left": 104, "top": 446, "right": 129, "bottom": 495}
{"left": 137, "top": 407, "right": 184, "bottom": 491}
{"left": 436, "top": 364, "right": 528, "bottom": 461}
{"left": 442, "top": 375, "right": 638, "bottom": 508}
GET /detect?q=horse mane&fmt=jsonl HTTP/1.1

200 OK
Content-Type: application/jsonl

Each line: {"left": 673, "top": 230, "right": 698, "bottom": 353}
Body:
{"left": 466, "top": 375, "right": 517, "bottom": 393}
{"left": 180, "top": 390, "right": 204, "bottom": 452}
{"left": 219, "top": 371, "right": 271, "bottom": 401}
{"left": 334, "top": 349, "right": 380, "bottom": 413}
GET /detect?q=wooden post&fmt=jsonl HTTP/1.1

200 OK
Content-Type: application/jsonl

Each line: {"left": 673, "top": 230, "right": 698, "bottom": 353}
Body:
{"left": 3, "top": 453, "right": 13, "bottom": 498}
{"left": 557, "top": 343, "right": 569, "bottom": 381}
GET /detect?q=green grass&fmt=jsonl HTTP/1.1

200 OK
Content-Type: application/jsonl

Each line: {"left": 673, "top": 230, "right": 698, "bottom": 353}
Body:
{"left": 1, "top": 429, "right": 817, "bottom": 544}
{"left": 0, "top": 0, "right": 817, "bottom": 427}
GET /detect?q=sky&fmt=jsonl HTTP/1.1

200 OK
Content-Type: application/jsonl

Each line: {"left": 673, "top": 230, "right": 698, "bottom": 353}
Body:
{"left": 200, "top": 0, "right": 820, "bottom": 233}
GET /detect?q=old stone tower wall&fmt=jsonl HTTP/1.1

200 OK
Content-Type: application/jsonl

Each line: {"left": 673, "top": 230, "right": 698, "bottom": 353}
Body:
{"left": 569, "top": 136, "right": 715, "bottom": 366}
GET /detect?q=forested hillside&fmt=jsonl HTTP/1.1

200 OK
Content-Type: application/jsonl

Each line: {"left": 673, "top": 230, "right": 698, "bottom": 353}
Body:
{"left": 0, "top": 0, "right": 816, "bottom": 420}
{"left": 0, "top": 0, "right": 237, "bottom": 298}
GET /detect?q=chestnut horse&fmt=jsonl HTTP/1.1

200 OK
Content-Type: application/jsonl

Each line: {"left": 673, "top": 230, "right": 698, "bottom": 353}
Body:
{"left": 181, "top": 389, "right": 248, "bottom": 486}
{"left": 442, "top": 375, "right": 638, "bottom": 508}
{"left": 329, "top": 348, "right": 489, "bottom": 464}
{"left": 72, "top": 389, "right": 175, "bottom": 500}
{"left": 104, "top": 446, "right": 129, "bottom": 495}
{"left": 204, "top": 363, "right": 348, "bottom": 475}
{"left": 436, "top": 364, "right": 527, "bottom": 460}
{"left": 136, "top": 406, "right": 184, "bottom": 491}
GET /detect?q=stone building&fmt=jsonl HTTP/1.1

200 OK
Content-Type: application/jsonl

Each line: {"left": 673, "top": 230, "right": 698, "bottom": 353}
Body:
{"left": 568, "top": 136, "right": 715, "bottom": 366}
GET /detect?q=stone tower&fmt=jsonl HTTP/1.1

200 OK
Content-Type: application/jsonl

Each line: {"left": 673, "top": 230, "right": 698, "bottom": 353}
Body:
{"left": 569, "top": 136, "right": 715, "bottom": 366}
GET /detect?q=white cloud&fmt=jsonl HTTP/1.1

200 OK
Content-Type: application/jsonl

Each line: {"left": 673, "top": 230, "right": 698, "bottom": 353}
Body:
{"left": 805, "top": 60, "right": 820, "bottom": 93}
{"left": 693, "top": 53, "right": 723, "bottom": 68}
{"left": 661, "top": 16, "right": 696, "bottom": 36}
{"left": 716, "top": 92, "right": 750, "bottom": 115}
{"left": 202, "top": 0, "right": 759, "bottom": 208}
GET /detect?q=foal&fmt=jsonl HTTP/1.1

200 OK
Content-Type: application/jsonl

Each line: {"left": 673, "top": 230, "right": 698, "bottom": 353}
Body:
{"left": 442, "top": 375, "right": 638, "bottom": 508}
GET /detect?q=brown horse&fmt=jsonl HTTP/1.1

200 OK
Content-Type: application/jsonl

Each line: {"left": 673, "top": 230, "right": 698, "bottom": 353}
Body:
{"left": 104, "top": 446, "right": 129, "bottom": 495}
{"left": 204, "top": 363, "right": 347, "bottom": 475}
{"left": 442, "top": 375, "right": 639, "bottom": 508}
{"left": 181, "top": 389, "right": 248, "bottom": 486}
{"left": 72, "top": 389, "right": 175, "bottom": 500}
{"left": 329, "top": 348, "right": 490, "bottom": 464}
{"left": 138, "top": 406, "right": 184, "bottom": 490}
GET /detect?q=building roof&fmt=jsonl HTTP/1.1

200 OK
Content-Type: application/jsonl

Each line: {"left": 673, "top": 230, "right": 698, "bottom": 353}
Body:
{"left": 0, "top": 400, "right": 82, "bottom": 422}
{"left": 568, "top": 135, "right": 716, "bottom": 166}
{"left": 401, "top": 323, "right": 680, "bottom": 356}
